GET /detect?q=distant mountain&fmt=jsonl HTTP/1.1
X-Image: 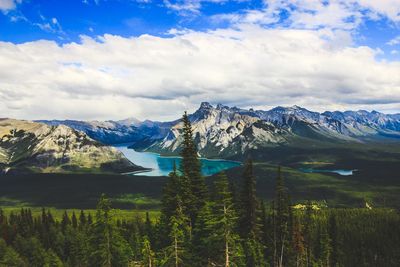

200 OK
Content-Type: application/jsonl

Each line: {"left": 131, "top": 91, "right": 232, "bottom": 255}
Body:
{"left": 0, "top": 119, "right": 141, "bottom": 174}
{"left": 38, "top": 119, "right": 173, "bottom": 145}
{"left": 39, "top": 103, "right": 400, "bottom": 158}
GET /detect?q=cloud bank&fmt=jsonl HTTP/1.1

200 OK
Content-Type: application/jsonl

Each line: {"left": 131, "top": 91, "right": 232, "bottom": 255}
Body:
{"left": 0, "top": 23, "right": 399, "bottom": 121}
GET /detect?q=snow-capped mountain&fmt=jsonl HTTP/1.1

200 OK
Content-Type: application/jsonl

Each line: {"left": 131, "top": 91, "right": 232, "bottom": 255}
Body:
{"left": 147, "top": 102, "right": 289, "bottom": 157}
{"left": 39, "top": 103, "right": 400, "bottom": 158}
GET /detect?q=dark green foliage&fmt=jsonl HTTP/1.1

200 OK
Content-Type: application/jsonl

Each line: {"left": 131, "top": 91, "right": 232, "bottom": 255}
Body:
{"left": 272, "top": 166, "right": 291, "bottom": 267}
{"left": 0, "top": 194, "right": 399, "bottom": 267}
{"left": 1, "top": 115, "right": 400, "bottom": 266}
{"left": 89, "top": 194, "right": 132, "bottom": 267}
{"left": 328, "top": 213, "right": 338, "bottom": 267}
{"left": 180, "top": 111, "right": 207, "bottom": 222}
{"left": 239, "top": 159, "right": 259, "bottom": 238}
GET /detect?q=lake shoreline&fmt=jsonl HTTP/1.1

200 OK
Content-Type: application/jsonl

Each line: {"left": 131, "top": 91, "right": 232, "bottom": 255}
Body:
{"left": 115, "top": 146, "right": 241, "bottom": 177}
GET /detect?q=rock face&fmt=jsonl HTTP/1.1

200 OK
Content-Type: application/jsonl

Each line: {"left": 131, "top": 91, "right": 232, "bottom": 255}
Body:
{"left": 143, "top": 103, "right": 400, "bottom": 157}
{"left": 39, "top": 103, "right": 400, "bottom": 158}
{"left": 0, "top": 119, "right": 139, "bottom": 174}
{"left": 148, "top": 103, "right": 289, "bottom": 157}
{"left": 39, "top": 118, "right": 173, "bottom": 145}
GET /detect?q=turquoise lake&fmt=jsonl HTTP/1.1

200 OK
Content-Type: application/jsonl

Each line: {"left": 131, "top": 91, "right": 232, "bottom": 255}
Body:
{"left": 300, "top": 168, "right": 356, "bottom": 176}
{"left": 116, "top": 146, "right": 241, "bottom": 176}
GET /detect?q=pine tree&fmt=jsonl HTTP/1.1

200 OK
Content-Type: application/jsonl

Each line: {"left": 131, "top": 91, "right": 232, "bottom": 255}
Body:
{"left": 304, "top": 201, "right": 314, "bottom": 267}
{"left": 317, "top": 223, "right": 331, "bottom": 267}
{"left": 158, "top": 162, "right": 186, "bottom": 250}
{"left": 61, "top": 211, "right": 70, "bottom": 233}
{"left": 87, "top": 214, "right": 93, "bottom": 225}
{"left": 239, "top": 159, "right": 259, "bottom": 238}
{"left": 274, "top": 166, "right": 291, "bottom": 267}
{"left": 79, "top": 210, "right": 87, "bottom": 227}
{"left": 180, "top": 111, "right": 207, "bottom": 223}
{"left": 145, "top": 212, "right": 154, "bottom": 245}
{"left": 141, "top": 235, "right": 155, "bottom": 267}
{"left": 71, "top": 212, "right": 78, "bottom": 229}
{"left": 191, "top": 202, "right": 214, "bottom": 267}
{"left": 238, "top": 159, "right": 265, "bottom": 267}
{"left": 260, "top": 201, "right": 269, "bottom": 259}
{"left": 165, "top": 197, "right": 190, "bottom": 267}
{"left": 89, "top": 194, "right": 132, "bottom": 267}
{"left": 161, "top": 162, "right": 181, "bottom": 220}
{"left": 328, "top": 213, "right": 339, "bottom": 267}
{"left": 211, "top": 172, "right": 244, "bottom": 267}
{"left": 292, "top": 216, "right": 305, "bottom": 267}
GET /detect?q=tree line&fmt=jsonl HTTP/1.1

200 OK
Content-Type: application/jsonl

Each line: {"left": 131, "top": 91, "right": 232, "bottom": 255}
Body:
{"left": 0, "top": 112, "right": 399, "bottom": 266}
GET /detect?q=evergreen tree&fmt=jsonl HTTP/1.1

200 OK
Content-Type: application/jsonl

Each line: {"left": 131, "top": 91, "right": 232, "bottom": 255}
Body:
{"left": 211, "top": 172, "right": 244, "bottom": 267}
{"left": 239, "top": 159, "right": 259, "bottom": 238}
{"left": 141, "top": 235, "right": 155, "bottom": 267}
{"left": 274, "top": 166, "right": 291, "bottom": 267}
{"left": 180, "top": 111, "right": 207, "bottom": 223}
{"left": 144, "top": 212, "right": 155, "bottom": 246}
{"left": 292, "top": 216, "right": 305, "bottom": 267}
{"left": 191, "top": 202, "right": 214, "bottom": 267}
{"left": 79, "top": 210, "right": 87, "bottom": 227}
{"left": 165, "top": 197, "right": 190, "bottom": 267}
{"left": 161, "top": 162, "right": 181, "bottom": 221}
{"left": 61, "top": 211, "right": 70, "bottom": 233}
{"left": 158, "top": 162, "right": 184, "bottom": 249}
{"left": 243, "top": 238, "right": 267, "bottom": 267}
{"left": 260, "top": 201, "right": 269, "bottom": 259}
{"left": 71, "top": 212, "right": 78, "bottom": 229}
{"left": 89, "top": 194, "right": 132, "bottom": 267}
{"left": 316, "top": 223, "right": 331, "bottom": 267}
{"left": 328, "top": 213, "right": 338, "bottom": 267}
{"left": 0, "top": 243, "right": 24, "bottom": 267}
{"left": 304, "top": 201, "right": 314, "bottom": 267}
{"left": 87, "top": 214, "right": 93, "bottom": 225}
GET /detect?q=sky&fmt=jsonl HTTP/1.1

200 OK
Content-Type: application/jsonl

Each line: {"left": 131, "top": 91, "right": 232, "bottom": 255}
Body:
{"left": 0, "top": 0, "right": 399, "bottom": 121}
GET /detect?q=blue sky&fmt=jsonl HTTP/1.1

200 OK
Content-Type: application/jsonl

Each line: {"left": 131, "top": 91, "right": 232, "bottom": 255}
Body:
{"left": 1, "top": 0, "right": 263, "bottom": 42}
{"left": 1, "top": 0, "right": 398, "bottom": 57}
{"left": 0, "top": 0, "right": 399, "bottom": 120}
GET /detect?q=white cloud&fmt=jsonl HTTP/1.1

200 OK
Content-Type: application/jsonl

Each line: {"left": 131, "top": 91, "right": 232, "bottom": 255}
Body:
{"left": 33, "top": 15, "right": 64, "bottom": 35}
{"left": 0, "top": 25, "right": 399, "bottom": 121}
{"left": 162, "top": 0, "right": 232, "bottom": 14}
{"left": 355, "top": 0, "right": 400, "bottom": 22}
{"left": 0, "top": 0, "right": 21, "bottom": 13}
{"left": 388, "top": 36, "right": 400, "bottom": 46}
{"left": 213, "top": 0, "right": 400, "bottom": 31}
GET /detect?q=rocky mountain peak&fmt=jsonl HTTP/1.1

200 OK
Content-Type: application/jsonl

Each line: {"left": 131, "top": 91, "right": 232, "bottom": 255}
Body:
{"left": 199, "top": 102, "right": 213, "bottom": 110}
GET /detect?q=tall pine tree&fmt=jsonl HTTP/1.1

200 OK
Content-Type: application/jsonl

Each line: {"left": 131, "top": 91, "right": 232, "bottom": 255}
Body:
{"left": 239, "top": 159, "right": 266, "bottom": 267}
{"left": 274, "top": 166, "right": 291, "bottom": 267}
{"left": 239, "top": 159, "right": 259, "bottom": 238}
{"left": 180, "top": 111, "right": 207, "bottom": 224}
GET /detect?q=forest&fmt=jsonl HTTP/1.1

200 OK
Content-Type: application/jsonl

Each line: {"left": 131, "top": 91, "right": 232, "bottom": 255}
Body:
{"left": 0, "top": 113, "right": 399, "bottom": 267}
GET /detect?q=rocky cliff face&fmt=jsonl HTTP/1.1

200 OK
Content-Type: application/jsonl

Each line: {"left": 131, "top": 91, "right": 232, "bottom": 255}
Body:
{"left": 38, "top": 103, "right": 400, "bottom": 158}
{"left": 148, "top": 102, "right": 289, "bottom": 157}
{"left": 0, "top": 119, "right": 139, "bottom": 174}
{"left": 146, "top": 103, "right": 400, "bottom": 157}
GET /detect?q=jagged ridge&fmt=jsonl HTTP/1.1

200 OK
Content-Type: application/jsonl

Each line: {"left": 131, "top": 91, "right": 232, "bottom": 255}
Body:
{"left": 39, "top": 103, "right": 400, "bottom": 158}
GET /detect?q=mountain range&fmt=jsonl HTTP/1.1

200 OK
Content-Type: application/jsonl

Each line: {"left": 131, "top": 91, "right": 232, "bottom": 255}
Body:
{"left": 39, "top": 103, "right": 400, "bottom": 158}
{"left": 0, "top": 119, "right": 140, "bottom": 174}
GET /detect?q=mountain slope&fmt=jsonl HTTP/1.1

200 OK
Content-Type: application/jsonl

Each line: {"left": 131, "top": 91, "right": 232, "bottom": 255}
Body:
{"left": 0, "top": 119, "right": 140, "bottom": 174}
{"left": 145, "top": 102, "right": 290, "bottom": 157}
{"left": 143, "top": 103, "right": 400, "bottom": 157}
{"left": 39, "top": 118, "right": 172, "bottom": 145}
{"left": 38, "top": 103, "right": 400, "bottom": 158}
